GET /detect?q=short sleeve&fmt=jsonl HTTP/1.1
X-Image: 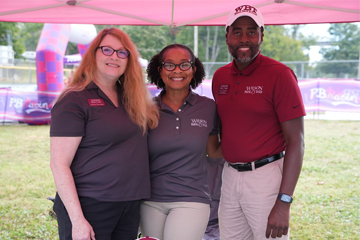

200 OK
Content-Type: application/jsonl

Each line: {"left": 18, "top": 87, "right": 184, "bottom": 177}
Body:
{"left": 273, "top": 68, "right": 306, "bottom": 123}
{"left": 50, "top": 92, "right": 86, "bottom": 137}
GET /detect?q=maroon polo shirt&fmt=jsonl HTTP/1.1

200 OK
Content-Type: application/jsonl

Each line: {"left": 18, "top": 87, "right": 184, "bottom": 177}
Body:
{"left": 50, "top": 81, "right": 150, "bottom": 202}
{"left": 212, "top": 54, "right": 306, "bottom": 163}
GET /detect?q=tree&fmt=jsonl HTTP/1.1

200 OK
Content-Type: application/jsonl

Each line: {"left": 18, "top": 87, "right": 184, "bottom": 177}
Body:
{"left": 176, "top": 25, "right": 312, "bottom": 78}
{"left": 260, "top": 25, "right": 314, "bottom": 78}
{"left": 261, "top": 25, "right": 308, "bottom": 62}
{"left": 318, "top": 23, "right": 360, "bottom": 78}
{"left": 3, "top": 22, "right": 316, "bottom": 79}
{"left": 18, "top": 23, "right": 43, "bottom": 51}
{"left": 118, "top": 25, "right": 173, "bottom": 60}
{"left": 285, "top": 24, "right": 317, "bottom": 78}
{"left": 175, "top": 26, "right": 229, "bottom": 77}
{"left": 199, "top": 26, "right": 227, "bottom": 77}
{"left": 286, "top": 24, "right": 317, "bottom": 50}
{"left": 0, "top": 22, "right": 25, "bottom": 58}
{"left": 6, "top": 22, "right": 82, "bottom": 57}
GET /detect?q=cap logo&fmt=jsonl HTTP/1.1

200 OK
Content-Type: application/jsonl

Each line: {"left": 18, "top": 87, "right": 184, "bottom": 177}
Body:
{"left": 234, "top": 5, "right": 258, "bottom": 16}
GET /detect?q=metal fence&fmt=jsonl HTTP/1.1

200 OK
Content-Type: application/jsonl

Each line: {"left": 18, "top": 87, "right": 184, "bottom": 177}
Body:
{"left": 0, "top": 59, "right": 75, "bottom": 85}
{"left": 0, "top": 59, "right": 359, "bottom": 85}
{"left": 203, "top": 60, "right": 360, "bottom": 79}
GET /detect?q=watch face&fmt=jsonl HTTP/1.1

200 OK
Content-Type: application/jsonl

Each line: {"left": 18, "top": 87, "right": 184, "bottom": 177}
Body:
{"left": 281, "top": 195, "right": 292, "bottom": 202}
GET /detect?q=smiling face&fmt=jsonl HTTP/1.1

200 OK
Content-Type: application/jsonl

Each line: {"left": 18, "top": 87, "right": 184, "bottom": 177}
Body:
{"left": 226, "top": 16, "right": 263, "bottom": 71}
{"left": 160, "top": 48, "right": 196, "bottom": 93}
{"left": 95, "top": 34, "right": 128, "bottom": 82}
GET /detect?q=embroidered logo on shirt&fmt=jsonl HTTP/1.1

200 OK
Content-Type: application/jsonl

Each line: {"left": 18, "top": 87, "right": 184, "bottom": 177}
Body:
{"left": 244, "top": 86, "right": 263, "bottom": 94}
{"left": 88, "top": 99, "right": 105, "bottom": 106}
{"left": 191, "top": 119, "right": 208, "bottom": 127}
{"left": 218, "top": 84, "right": 229, "bottom": 95}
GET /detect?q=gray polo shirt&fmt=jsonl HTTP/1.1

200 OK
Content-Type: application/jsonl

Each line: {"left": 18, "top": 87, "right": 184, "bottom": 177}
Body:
{"left": 50, "top": 81, "right": 150, "bottom": 202}
{"left": 147, "top": 90, "right": 219, "bottom": 204}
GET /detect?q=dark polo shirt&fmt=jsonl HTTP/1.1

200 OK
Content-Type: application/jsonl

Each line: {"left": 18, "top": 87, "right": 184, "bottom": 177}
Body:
{"left": 147, "top": 90, "right": 219, "bottom": 204}
{"left": 50, "top": 81, "right": 150, "bottom": 202}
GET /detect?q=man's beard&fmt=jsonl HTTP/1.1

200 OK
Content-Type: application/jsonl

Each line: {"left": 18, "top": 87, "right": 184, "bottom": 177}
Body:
{"left": 228, "top": 43, "right": 261, "bottom": 63}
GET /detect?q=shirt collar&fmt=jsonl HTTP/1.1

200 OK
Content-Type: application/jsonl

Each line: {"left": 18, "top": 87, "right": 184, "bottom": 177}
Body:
{"left": 156, "top": 89, "right": 198, "bottom": 110}
{"left": 85, "top": 81, "right": 98, "bottom": 90}
{"left": 85, "top": 80, "right": 122, "bottom": 91}
{"left": 230, "top": 53, "right": 263, "bottom": 76}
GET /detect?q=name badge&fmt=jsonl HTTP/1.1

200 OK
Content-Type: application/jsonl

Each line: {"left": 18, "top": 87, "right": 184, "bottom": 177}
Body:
{"left": 88, "top": 99, "right": 105, "bottom": 106}
{"left": 218, "top": 84, "right": 229, "bottom": 95}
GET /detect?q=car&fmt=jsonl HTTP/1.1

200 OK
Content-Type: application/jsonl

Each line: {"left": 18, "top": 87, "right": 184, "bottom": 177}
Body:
{"left": 21, "top": 51, "right": 36, "bottom": 60}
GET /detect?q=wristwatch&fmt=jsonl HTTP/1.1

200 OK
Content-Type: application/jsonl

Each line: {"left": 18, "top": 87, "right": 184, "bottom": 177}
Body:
{"left": 277, "top": 194, "right": 293, "bottom": 203}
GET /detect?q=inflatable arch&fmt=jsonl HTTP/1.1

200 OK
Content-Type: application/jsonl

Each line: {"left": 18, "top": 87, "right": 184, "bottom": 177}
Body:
{"left": 21, "top": 24, "right": 96, "bottom": 125}
{"left": 25, "top": 24, "right": 148, "bottom": 125}
{"left": 36, "top": 23, "right": 97, "bottom": 92}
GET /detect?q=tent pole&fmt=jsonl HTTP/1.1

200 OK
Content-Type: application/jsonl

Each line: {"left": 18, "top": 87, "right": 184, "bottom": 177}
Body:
{"left": 358, "top": 47, "right": 360, "bottom": 79}
{"left": 171, "top": 0, "right": 175, "bottom": 28}
{"left": 194, "top": 26, "right": 198, "bottom": 57}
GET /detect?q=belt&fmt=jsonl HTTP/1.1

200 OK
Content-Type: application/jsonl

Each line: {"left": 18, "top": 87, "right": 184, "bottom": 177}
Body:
{"left": 228, "top": 152, "right": 285, "bottom": 172}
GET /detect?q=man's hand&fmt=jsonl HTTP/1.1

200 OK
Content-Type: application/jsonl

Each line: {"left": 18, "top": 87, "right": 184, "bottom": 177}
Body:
{"left": 265, "top": 200, "right": 290, "bottom": 238}
{"left": 72, "top": 218, "right": 96, "bottom": 240}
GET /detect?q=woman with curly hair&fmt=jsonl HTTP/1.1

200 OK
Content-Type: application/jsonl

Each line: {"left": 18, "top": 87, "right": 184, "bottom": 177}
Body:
{"left": 50, "top": 28, "right": 159, "bottom": 240}
{"left": 139, "top": 44, "right": 222, "bottom": 240}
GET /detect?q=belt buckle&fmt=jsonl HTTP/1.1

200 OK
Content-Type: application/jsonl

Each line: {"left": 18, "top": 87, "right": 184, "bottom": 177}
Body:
{"left": 229, "top": 162, "right": 251, "bottom": 172}
{"left": 233, "top": 162, "right": 247, "bottom": 166}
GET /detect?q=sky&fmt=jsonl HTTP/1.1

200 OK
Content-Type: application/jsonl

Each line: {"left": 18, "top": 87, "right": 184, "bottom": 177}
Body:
{"left": 297, "top": 23, "right": 331, "bottom": 62}
{"left": 296, "top": 22, "right": 360, "bottom": 62}
{"left": 299, "top": 23, "right": 331, "bottom": 39}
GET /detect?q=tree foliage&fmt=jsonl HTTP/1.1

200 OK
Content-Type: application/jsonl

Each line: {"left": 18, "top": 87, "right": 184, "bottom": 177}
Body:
{"left": 118, "top": 25, "right": 172, "bottom": 60}
{"left": 196, "top": 26, "right": 228, "bottom": 76}
{"left": 0, "top": 22, "right": 25, "bottom": 58}
{"left": 2, "top": 22, "right": 316, "bottom": 77}
{"left": 318, "top": 23, "right": 360, "bottom": 78}
{"left": 261, "top": 25, "right": 308, "bottom": 62}
{"left": 18, "top": 23, "right": 43, "bottom": 51}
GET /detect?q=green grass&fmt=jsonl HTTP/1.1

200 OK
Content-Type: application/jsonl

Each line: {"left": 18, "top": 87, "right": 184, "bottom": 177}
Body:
{"left": 0, "top": 124, "right": 57, "bottom": 239}
{"left": 0, "top": 120, "right": 359, "bottom": 239}
{"left": 292, "top": 120, "right": 360, "bottom": 240}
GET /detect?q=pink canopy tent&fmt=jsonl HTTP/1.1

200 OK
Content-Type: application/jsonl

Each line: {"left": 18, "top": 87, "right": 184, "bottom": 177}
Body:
{"left": 0, "top": 0, "right": 359, "bottom": 26}
{"left": 0, "top": 0, "right": 359, "bottom": 125}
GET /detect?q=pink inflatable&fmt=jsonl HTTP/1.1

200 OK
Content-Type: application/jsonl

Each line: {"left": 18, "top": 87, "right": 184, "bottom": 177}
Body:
{"left": 35, "top": 23, "right": 97, "bottom": 92}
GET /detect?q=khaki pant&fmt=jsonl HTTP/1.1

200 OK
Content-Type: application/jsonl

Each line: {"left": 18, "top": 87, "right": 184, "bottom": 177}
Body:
{"left": 219, "top": 158, "right": 289, "bottom": 240}
{"left": 140, "top": 201, "right": 210, "bottom": 240}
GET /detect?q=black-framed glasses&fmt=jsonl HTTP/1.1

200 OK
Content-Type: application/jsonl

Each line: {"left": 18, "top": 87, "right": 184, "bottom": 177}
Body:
{"left": 161, "top": 61, "right": 193, "bottom": 71}
{"left": 97, "top": 46, "right": 130, "bottom": 59}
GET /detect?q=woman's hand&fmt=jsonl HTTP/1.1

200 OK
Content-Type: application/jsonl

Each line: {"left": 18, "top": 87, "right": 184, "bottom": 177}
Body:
{"left": 72, "top": 217, "right": 96, "bottom": 240}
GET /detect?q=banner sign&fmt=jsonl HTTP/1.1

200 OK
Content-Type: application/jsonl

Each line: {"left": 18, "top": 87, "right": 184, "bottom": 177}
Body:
{"left": 0, "top": 88, "right": 58, "bottom": 124}
{"left": 299, "top": 79, "right": 360, "bottom": 112}
{"left": 1, "top": 79, "right": 359, "bottom": 124}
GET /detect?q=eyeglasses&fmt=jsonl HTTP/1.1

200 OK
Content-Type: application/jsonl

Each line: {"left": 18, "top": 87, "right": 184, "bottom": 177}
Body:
{"left": 97, "top": 46, "right": 130, "bottom": 59}
{"left": 161, "top": 61, "right": 193, "bottom": 71}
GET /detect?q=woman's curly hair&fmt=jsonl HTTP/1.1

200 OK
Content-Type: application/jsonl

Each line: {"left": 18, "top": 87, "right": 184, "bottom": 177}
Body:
{"left": 146, "top": 44, "right": 205, "bottom": 90}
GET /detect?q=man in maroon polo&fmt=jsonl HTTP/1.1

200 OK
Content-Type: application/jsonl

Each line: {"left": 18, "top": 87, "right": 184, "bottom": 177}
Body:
{"left": 212, "top": 4, "right": 306, "bottom": 240}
